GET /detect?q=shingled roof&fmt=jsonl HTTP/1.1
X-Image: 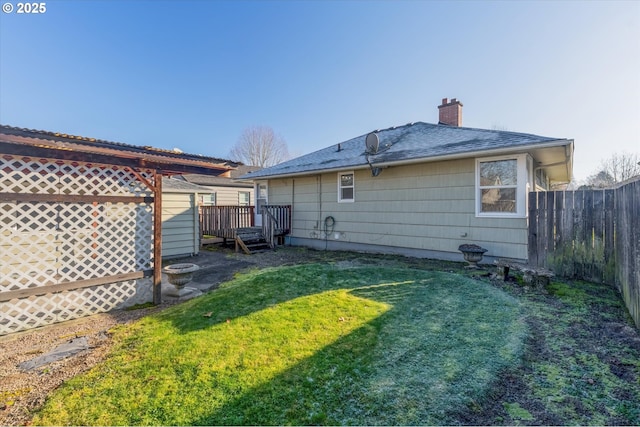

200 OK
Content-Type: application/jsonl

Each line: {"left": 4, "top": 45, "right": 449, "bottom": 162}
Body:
{"left": 243, "top": 122, "right": 573, "bottom": 181}
{"left": 0, "top": 125, "right": 237, "bottom": 176}
{"left": 182, "top": 165, "right": 262, "bottom": 188}
{"left": 162, "top": 176, "right": 216, "bottom": 193}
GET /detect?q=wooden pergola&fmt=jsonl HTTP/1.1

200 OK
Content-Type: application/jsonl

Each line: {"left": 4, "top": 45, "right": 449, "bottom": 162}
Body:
{"left": 0, "top": 125, "right": 235, "bottom": 333}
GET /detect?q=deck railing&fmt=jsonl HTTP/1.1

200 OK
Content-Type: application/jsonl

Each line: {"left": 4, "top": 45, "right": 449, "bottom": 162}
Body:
{"left": 200, "top": 205, "right": 291, "bottom": 242}
{"left": 262, "top": 205, "right": 291, "bottom": 235}
{"left": 261, "top": 205, "right": 292, "bottom": 248}
{"left": 200, "top": 205, "right": 254, "bottom": 239}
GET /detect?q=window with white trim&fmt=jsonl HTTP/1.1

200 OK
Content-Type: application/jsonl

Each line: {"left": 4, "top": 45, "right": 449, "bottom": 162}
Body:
{"left": 200, "top": 193, "right": 216, "bottom": 206}
{"left": 338, "top": 172, "right": 354, "bottom": 202}
{"left": 238, "top": 191, "right": 250, "bottom": 206}
{"left": 476, "top": 155, "right": 529, "bottom": 217}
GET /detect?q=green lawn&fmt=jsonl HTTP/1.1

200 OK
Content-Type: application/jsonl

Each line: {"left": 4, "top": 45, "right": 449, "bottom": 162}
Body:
{"left": 33, "top": 263, "right": 526, "bottom": 426}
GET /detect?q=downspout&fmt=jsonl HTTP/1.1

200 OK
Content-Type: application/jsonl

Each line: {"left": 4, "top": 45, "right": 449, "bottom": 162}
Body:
{"left": 291, "top": 178, "right": 295, "bottom": 243}
{"left": 317, "top": 174, "right": 322, "bottom": 232}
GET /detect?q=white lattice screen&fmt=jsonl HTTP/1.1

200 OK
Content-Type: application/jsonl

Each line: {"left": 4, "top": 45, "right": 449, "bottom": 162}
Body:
{"left": 0, "top": 155, "right": 155, "bottom": 335}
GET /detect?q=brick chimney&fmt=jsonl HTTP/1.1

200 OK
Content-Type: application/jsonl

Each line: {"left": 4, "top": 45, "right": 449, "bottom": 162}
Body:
{"left": 438, "top": 97, "right": 463, "bottom": 126}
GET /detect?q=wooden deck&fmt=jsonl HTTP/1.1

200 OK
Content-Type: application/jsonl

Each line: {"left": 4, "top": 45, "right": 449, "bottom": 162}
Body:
{"left": 200, "top": 205, "right": 291, "bottom": 252}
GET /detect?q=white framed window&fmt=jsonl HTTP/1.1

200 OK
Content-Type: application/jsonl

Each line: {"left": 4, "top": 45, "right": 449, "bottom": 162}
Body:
{"left": 200, "top": 193, "right": 216, "bottom": 206}
{"left": 254, "top": 182, "right": 268, "bottom": 226}
{"left": 338, "top": 171, "right": 355, "bottom": 203}
{"left": 238, "top": 191, "right": 250, "bottom": 206}
{"left": 476, "top": 154, "right": 529, "bottom": 217}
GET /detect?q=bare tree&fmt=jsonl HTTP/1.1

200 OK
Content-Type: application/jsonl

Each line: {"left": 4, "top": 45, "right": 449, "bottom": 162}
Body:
{"left": 584, "top": 152, "right": 640, "bottom": 188}
{"left": 229, "top": 125, "right": 289, "bottom": 167}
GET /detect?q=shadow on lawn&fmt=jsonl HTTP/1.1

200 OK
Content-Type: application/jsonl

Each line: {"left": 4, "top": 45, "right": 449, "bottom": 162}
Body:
{"left": 176, "top": 269, "right": 524, "bottom": 426}
{"left": 190, "top": 311, "right": 385, "bottom": 425}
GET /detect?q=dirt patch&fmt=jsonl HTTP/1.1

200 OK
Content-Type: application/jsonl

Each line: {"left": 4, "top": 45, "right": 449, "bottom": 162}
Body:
{"left": 2, "top": 246, "right": 639, "bottom": 425}
{"left": 0, "top": 307, "right": 161, "bottom": 425}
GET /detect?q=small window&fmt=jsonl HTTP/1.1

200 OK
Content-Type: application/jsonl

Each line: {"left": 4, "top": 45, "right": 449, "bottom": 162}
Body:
{"left": 201, "top": 193, "right": 216, "bottom": 206}
{"left": 476, "top": 155, "right": 528, "bottom": 217}
{"left": 256, "top": 183, "right": 268, "bottom": 214}
{"left": 338, "top": 172, "right": 354, "bottom": 202}
{"left": 238, "top": 191, "right": 250, "bottom": 206}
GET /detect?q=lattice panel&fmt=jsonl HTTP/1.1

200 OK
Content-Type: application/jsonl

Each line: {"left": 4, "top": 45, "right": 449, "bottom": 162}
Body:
{"left": 0, "top": 155, "right": 157, "bottom": 335}
{"left": 0, "top": 156, "right": 60, "bottom": 194}
{"left": 57, "top": 162, "right": 154, "bottom": 196}
{"left": 0, "top": 229, "right": 58, "bottom": 291}
{"left": 0, "top": 279, "right": 153, "bottom": 335}
{"left": 1, "top": 155, "right": 154, "bottom": 196}
{"left": 0, "top": 202, "right": 153, "bottom": 291}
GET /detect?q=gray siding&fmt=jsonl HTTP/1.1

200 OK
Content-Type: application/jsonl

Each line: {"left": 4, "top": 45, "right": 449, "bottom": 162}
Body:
{"left": 161, "top": 193, "right": 199, "bottom": 258}
{"left": 200, "top": 185, "right": 254, "bottom": 206}
{"left": 268, "top": 158, "right": 528, "bottom": 261}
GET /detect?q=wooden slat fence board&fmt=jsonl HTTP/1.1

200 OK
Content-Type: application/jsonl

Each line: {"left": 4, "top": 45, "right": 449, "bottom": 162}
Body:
{"left": 614, "top": 180, "right": 640, "bottom": 327}
{"left": 527, "top": 191, "right": 539, "bottom": 265}
{"left": 561, "top": 190, "right": 575, "bottom": 278}
{"left": 528, "top": 180, "right": 640, "bottom": 328}
{"left": 603, "top": 190, "right": 615, "bottom": 284}
{"left": 545, "top": 190, "right": 555, "bottom": 254}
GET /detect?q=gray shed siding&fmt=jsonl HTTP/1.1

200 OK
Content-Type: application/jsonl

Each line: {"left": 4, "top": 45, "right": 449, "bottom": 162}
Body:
{"left": 161, "top": 193, "right": 199, "bottom": 258}
{"left": 205, "top": 185, "right": 254, "bottom": 206}
{"left": 267, "top": 158, "right": 528, "bottom": 261}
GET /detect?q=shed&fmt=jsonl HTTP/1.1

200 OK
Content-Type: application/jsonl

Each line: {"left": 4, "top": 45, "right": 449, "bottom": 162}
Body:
{"left": 0, "top": 125, "right": 235, "bottom": 335}
{"left": 161, "top": 177, "right": 213, "bottom": 258}
{"left": 181, "top": 165, "right": 262, "bottom": 206}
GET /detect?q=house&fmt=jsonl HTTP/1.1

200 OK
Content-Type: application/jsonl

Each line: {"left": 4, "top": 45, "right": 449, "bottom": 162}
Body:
{"left": 161, "top": 177, "right": 215, "bottom": 258}
{"left": 0, "top": 124, "right": 236, "bottom": 334}
{"left": 180, "top": 165, "right": 262, "bottom": 207}
{"left": 241, "top": 98, "right": 574, "bottom": 262}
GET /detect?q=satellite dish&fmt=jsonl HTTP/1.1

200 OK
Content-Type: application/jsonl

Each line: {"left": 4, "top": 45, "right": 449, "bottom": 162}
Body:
{"left": 365, "top": 132, "right": 379, "bottom": 154}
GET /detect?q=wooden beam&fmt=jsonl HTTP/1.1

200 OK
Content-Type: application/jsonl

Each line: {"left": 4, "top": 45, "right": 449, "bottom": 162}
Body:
{"left": 235, "top": 235, "right": 252, "bottom": 255}
{"left": 0, "top": 193, "right": 153, "bottom": 204}
{"left": 153, "top": 170, "right": 163, "bottom": 304}
{"left": 0, "top": 270, "right": 153, "bottom": 302}
{"left": 0, "top": 141, "right": 231, "bottom": 176}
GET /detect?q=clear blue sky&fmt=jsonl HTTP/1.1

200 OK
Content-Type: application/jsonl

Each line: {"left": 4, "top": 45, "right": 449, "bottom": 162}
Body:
{"left": 1, "top": 0, "right": 638, "bottom": 182}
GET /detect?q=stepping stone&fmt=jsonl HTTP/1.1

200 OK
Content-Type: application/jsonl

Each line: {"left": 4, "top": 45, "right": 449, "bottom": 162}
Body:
{"left": 18, "top": 336, "right": 89, "bottom": 371}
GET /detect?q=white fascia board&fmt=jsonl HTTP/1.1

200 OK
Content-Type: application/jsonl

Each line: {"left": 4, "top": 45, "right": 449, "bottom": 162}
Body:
{"left": 244, "top": 164, "right": 372, "bottom": 180}
{"left": 249, "top": 139, "right": 574, "bottom": 180}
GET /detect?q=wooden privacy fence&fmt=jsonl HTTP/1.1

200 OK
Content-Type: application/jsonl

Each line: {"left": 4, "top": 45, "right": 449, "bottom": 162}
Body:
{"left": 528, "top": 179, "right": 640, "bottom": 328}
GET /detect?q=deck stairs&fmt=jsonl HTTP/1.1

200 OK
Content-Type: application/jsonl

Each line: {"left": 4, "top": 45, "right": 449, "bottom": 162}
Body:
{"left": 235, "top": 227, "right": 272, "bottom": 254}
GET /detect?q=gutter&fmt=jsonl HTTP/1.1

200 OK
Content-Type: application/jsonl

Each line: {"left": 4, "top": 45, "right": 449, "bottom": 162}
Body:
{"left": 245, "top": 138, "right": 574, "bottom": 180}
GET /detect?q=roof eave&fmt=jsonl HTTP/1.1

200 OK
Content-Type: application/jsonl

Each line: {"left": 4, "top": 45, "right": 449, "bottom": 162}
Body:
{"left": 247, "top": 139, "right": 575, "bottom": 180}
{"left": 240, "top": 164, "right": 373, "bottom": 180}
{"left": 0, "top": 135, "right": 233, "bottom": 176}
